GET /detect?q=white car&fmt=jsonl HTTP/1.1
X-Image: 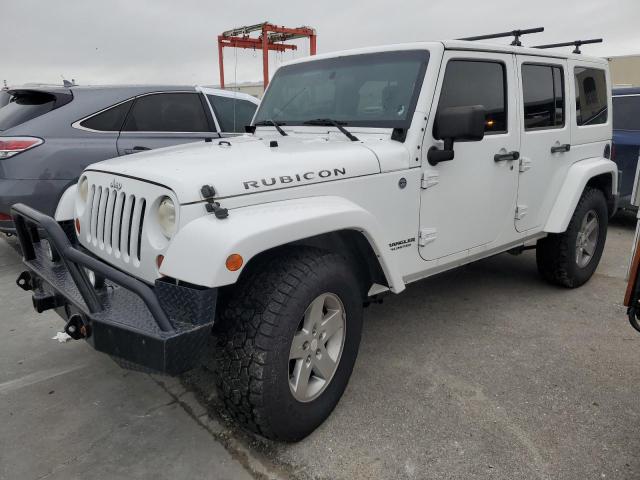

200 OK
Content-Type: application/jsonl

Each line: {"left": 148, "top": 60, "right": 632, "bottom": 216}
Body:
{"left": 13, "top": 38, "right": 616, "bottom": 442}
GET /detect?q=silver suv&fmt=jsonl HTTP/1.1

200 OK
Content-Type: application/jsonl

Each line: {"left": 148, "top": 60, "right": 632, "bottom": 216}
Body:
{"left": 0, "top": 85, "right": 258, "bottom": 233}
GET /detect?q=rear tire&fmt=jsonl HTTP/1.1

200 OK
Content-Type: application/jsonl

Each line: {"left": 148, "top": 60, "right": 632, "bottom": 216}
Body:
{"left": 213, "top": 247, "right": 363, "bottom": 441}
{"left": 536, "top": 187, "right": 608, "bottom": 288}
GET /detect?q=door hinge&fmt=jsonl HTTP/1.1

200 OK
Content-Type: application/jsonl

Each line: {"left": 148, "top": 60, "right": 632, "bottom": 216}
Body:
{"left": 515, "top": 205, "right": 528, "bottom": 220}
{"left": 519, "top": 157, "right": 532, "bottom": 173}
{"left": 421, "top": 172, "right": 439, "bottom": 189}
{"left": 418, "top": 228, "right": 437, "bottom": 247}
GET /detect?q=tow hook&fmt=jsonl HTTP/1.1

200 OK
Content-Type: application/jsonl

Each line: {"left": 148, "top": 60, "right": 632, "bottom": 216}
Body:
{"left": 16, "top": 271, "right": 33, "bottom": 291}
{"left": 64, "top": 314, "right": 91, "bottom": 340}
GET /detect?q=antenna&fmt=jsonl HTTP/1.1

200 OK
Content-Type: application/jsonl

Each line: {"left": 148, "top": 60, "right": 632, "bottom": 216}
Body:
{"left": 458, "top": 27, "right": 544, "bottom": 46}
{"left": 533, "top": 38, "right": 603, "bottom": 54}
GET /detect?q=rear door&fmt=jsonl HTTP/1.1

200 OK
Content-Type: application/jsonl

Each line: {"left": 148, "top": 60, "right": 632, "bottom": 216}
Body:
{"left": 514, "top": 56, "right": 570, "bottom": 232}
{"left": 116, "top": 92, "right": 217, "bottom": 155}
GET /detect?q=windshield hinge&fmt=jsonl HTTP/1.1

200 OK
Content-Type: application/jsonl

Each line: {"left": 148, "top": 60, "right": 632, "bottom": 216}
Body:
{"left": 421, "top": 172, "right": 439, "bottom": 190}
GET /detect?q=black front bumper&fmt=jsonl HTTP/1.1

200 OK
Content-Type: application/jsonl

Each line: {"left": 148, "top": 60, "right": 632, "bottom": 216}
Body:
{"left": 11, "top": 203, "right": 217, "bottom": 375}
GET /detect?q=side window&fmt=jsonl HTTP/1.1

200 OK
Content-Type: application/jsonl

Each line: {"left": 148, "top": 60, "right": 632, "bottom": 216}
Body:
{"left": 122, "top": 93, "right": 211, "bottom": 132}
{"left": 208, "top": 95, "right": 257, "bottom": 133}
{"left": 574, "top": 67, "right": 608, "bottom": 126}
{"left": 613, "top": 95, "right": 640, "bottom": 131}
{"left": 521, "top": 64, "right": 565, "bottom": 130}
{"left": 436, "top": 60, "right": 507, "bottom": 134}
{"left": 80, "top": 100, "right": 133, "bottom": 132}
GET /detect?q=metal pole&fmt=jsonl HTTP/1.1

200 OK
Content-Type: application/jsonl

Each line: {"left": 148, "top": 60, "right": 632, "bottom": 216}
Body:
{"left": 262, "top": 25, "right": 269, "bottom": 88}
{"left": 310, "top": 34, "right": 317, "bottom": 55}
{"left": 218, "top": 38, "right": 225, "bottom": 89}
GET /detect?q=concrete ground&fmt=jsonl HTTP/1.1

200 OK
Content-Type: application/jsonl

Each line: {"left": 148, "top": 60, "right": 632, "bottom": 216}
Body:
{"left": 2, "top": 213, "right": 639, "bottom": 480}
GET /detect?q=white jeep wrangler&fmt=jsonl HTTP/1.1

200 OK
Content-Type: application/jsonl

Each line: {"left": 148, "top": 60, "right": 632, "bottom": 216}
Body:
{"left": 13, "top": 39, "right": 616, "bottom": 442}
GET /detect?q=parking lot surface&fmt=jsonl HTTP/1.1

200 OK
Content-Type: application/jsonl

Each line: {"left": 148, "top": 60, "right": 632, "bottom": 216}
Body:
{"left": 2, "top": 214, "right": 639, "bottom": 480}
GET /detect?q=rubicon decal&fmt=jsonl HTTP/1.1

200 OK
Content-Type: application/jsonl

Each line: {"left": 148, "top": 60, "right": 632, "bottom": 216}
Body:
{"left": 243, "top": 167, "right": 347, "bottom": 190}
{"left": 389, "top": 237, "right": 415, "bottom": 251}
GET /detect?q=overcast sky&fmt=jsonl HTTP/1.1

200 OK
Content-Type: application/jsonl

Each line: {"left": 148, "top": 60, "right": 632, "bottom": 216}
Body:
{"left": 2, "top": 0, "right": 638, "bottom": 87}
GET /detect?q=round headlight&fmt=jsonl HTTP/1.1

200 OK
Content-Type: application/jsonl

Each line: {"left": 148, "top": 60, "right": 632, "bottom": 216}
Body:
{"left": 78, "top": 176, "right": 89, "bottom": 203}
{"left": 157, "top": 196, "right": 176, "bottom": 238}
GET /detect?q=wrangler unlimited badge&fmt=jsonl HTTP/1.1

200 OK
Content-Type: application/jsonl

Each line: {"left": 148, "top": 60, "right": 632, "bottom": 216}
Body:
{"left": 243, "top": 167, "right": 347, "bottom": 190}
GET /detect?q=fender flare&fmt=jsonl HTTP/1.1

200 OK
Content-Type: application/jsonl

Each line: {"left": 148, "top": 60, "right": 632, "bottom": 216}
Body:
{"left": 160, "top": 196, "right": 406, "bottom": 292}
{"left": 54, "top": 183, "right": 77, "bottom": 221}
{"left": 544, "top": 157, "right": 618, "bottom": 233}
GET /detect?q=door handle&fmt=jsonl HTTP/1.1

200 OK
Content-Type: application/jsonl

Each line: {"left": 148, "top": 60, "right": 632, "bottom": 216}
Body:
{"left": 551, "top": 143, "right": 571, "bottom": 153}
{"left": 494, "top": 151, "right": 520, "bottom": 162}
{"left": 124, "top": 146, "right": 151, "bottom": 155}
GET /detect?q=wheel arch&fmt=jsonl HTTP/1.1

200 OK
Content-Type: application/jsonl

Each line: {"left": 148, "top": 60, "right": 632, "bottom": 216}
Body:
{"left": 236, "top": 229, "right": 389, "bottom": 299}
{"left": 544, "top": 157, "right": 618, "bottom": 233}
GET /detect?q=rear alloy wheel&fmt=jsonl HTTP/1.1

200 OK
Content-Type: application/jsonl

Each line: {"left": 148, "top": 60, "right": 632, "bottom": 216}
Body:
{"left": 536, "top": 187, "right": 608, "bottom": 288}
{"left": 575, "top": 209, "right": 599, "bottom": 268}
{"left": 213, "top": 247, "right": 363, "bottom": 441}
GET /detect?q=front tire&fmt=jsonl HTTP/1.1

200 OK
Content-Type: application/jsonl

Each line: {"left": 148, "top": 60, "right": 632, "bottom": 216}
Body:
{"left": 536, "top": 187, "right": 608, "bottom": 287}
{"left": 213, "top": 247, "right": 363, "bottom": 441}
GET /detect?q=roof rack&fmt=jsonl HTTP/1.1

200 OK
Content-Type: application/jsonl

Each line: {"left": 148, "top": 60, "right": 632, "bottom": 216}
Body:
{"left": 458, "top": 27, "right": 544, "bottom": 47}
{"left": 532, "top": 38, "right": 603, "bottom": 54}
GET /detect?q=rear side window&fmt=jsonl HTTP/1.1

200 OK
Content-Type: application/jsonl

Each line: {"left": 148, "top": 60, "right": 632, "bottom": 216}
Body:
{"left": 122, "top": 93, "right": 211, "bottom": 132}
{"left": 80, "top": 100, "right": 133, "bottom": 132}
{"left": 437, "top": 60, "right": 507, "bottom": 134}
{"left": 574, "top": 67, "right": 608, "bottom": 126}
{"left": 613, "top": 95, "right": 640, "bottom": 131}
{"left": 522, "top": 64, "right": 565, "bottom": 130}
{"left": 0, "top": 92, "right": 56, "bottom": 131}
{"left": 208, "top": 95, "right": 257, "bottom": 132}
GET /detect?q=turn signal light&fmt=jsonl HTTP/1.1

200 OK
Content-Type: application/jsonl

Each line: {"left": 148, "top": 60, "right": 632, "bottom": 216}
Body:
{"left": 225, "top": 254, "right": 243, "bottom": 271}
{"left": 0, "top": 137, "right": 43, "bottom": 159}
{"left": 156, "top": 255, "right": 165, "bottom": 269}
{"left": 75, "top": 218, "right": 80, "bottom": 234}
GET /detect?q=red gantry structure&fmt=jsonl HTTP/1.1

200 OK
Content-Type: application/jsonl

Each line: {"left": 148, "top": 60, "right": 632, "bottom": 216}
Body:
{"left": 218, "top": 22, "right": 317, "bottom": 90}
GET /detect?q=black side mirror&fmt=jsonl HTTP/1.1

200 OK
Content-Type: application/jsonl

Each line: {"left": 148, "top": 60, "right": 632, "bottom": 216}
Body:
{"left": 428, "top": 105, "right": 486, "bottom": 166}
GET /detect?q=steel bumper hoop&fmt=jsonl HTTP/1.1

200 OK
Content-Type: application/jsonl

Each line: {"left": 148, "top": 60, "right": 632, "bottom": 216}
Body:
{"left": 10, "top": 203, "right": 217, "bottom": 374}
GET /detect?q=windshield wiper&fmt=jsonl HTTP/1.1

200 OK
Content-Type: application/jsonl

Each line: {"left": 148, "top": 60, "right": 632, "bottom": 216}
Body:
{"left": 254, "top": 119, "right": 287, "bottom": 136}
{"left": 303, "top": 118, "right": 359, "bottom": 142}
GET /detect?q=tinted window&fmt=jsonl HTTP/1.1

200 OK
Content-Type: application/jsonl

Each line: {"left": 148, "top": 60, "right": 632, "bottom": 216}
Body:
{"left": 522, "top": 64, "right": 565, "bottom": 130}
{"left": 80, "top": 100, "right": 133, "bottom": 131}
{"left": 208, "top": 95, "right": 257, "bottom": 132}
{"left": 122, "top": 93, "right": 211, "bottom": 132}
{"left": 613, "top": 95, "right": 640, "bottom": 131}
{"left": 253, "top": 50, "right": 429, "bottom": 128}
{"left": 0, "top": 92, "right": 56, "bottom": 131}
{"left": 437, "top": 60, "right": 507, "bottom": 133}
{"left": 574, "top": 67, "right": 608, "bottom": 126}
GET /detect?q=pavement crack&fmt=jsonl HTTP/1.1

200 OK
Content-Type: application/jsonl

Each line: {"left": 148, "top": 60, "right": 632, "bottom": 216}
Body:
{"left": 150, "top": 374, "right": 288, "bottom": 480}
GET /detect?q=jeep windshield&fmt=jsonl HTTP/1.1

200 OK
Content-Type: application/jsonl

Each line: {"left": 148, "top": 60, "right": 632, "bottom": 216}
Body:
{"left": 254, "top": 50, "right": 430, "bottom": 130}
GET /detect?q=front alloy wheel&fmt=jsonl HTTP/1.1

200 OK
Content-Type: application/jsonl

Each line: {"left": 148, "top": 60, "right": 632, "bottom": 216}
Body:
{"left": 289, "top": 293, "right": 346, "bottom": 402}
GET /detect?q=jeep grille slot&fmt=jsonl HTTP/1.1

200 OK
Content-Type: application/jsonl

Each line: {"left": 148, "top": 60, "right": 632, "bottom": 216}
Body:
{"left": 85, "top": 181, "right": 146, "bottom": 266}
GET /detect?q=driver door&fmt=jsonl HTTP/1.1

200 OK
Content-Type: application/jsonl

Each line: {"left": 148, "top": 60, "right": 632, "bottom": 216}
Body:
{"left": 419, "top": 51, "right": 520, "bottom": 261}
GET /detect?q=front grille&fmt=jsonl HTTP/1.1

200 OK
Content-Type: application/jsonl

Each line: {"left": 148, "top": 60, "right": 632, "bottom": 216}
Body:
{"left": 87, "top": 184, "right": 146, "bottom": 264}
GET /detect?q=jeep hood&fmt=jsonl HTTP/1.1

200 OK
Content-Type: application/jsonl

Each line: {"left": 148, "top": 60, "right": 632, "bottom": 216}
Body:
{"left": 88, "top": 135, "right": 384, "bottom": 204}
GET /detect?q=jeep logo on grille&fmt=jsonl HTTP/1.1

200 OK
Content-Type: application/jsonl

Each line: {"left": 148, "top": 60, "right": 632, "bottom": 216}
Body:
{"left": 110, "top": 179, "right": 122, "bottom": 191}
